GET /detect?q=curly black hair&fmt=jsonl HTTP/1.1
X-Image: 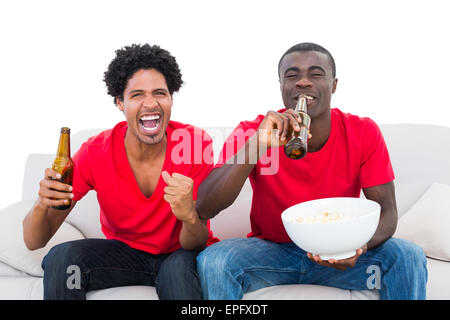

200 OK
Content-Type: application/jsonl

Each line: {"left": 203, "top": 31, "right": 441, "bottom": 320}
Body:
{"left": 103, "top": 44, "right": 183, "bottom": 104}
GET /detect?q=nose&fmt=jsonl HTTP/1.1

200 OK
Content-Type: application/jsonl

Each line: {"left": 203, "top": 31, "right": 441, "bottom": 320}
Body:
{"left": 142, "top": 94, "right": 158, "bottom": 108}
{"left": 295, "top": 77, "right": 313, "bottom": 88}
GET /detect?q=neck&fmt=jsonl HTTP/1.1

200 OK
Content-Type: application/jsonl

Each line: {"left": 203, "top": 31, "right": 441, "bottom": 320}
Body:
{"left": 307, "top": 109, "right": 331, "bottom": 153}
{"left": 124, "top": 130, "right": 167, "bottom": 162}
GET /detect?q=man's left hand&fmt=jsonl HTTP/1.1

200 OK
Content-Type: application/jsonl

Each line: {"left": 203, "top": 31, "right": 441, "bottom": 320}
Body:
{"left": 307, "top": 244, "right": 368, "bottom": 271}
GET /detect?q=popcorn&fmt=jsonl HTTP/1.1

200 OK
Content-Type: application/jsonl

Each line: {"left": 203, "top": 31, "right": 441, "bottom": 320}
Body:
{"left": 291, "top": 210, "right": 353, "bottom": 223}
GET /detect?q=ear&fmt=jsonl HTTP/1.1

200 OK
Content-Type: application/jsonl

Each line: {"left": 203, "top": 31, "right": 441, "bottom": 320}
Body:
{"left": 332, "top": 78, "right": 338, "bottom": 94}
{"left": 116, "top": 97, "right": 124, "bottom": 111}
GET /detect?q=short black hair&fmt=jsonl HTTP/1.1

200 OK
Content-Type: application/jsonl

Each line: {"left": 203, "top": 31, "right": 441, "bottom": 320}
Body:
{"left": 278, "top": 42, "right": 336, "bottom": 78}
{"left": 103, "top": 44, "right": 183, "bottom": 104}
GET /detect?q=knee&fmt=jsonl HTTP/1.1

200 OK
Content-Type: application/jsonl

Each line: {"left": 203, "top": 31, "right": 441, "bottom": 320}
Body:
{"left": 163, "top": 249, "right": 198, "bottom": 275}
{"left": 196, "top": 239, "right": 244, "bottom": 276}
{"left": 42, "top": 240, "right": 88, "bottom": 273}
{"left": 382, "top": 238, "right": 427, "bottom": 267}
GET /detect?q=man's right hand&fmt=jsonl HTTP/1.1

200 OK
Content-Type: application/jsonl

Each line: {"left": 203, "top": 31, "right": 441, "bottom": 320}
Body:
{"left": 37, "top": 168, "right": 74, "bottom": 209}
{"left": 257, "top": 109, "right": 311, "bottom": 148}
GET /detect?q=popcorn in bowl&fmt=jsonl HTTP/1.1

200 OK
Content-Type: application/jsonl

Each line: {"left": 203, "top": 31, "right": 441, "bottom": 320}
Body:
{"left": 291, "top": 210, "right": 354, "bottom": 224}
{"left": 282, "top": 197, "right": 381, "bottom": 260}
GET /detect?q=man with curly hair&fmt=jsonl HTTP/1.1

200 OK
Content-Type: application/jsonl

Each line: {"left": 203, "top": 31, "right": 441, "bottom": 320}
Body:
{"left": 23, "top": 44, "right": 219, "bottom": 300}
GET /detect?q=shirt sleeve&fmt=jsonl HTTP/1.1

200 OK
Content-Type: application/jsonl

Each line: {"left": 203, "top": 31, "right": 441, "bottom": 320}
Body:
{"left": 359, "top": 118, "right": 395, "bottom": 188}
{"left": 71, "top": 141, "right": 94, "bottom": 201}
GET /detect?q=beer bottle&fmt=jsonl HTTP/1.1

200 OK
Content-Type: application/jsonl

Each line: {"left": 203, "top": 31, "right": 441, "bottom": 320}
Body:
{"left": 284, "top": 95, "right": 311, "bottom": 159}
{"left": 51, "top": 127, "right": 74, "bottom": 210}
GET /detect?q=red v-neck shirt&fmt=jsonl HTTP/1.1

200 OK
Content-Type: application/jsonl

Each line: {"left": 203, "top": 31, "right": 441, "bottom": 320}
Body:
{"left": 72, "top": 121, "right": 219, "bottom": 254}
{"left": 215, "top": 108, "right": 395, "bottom": 243}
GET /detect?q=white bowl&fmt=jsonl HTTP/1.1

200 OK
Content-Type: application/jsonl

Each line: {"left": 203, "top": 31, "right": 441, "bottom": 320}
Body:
{"left": 281, "top": 197, "right": 380, "bottom": 260}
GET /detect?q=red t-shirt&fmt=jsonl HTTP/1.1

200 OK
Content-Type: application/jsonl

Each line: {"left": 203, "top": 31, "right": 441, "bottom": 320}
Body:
{"left": 215, "top": 108, "right": 395, "bottom": 243}
{"left": 72, "top": 121, "right": 219, "bottom": 254}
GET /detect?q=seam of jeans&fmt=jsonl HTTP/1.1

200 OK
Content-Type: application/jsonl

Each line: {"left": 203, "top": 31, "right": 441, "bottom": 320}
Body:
{"left": 242, "top": 267, "right": 304, "bottom": 274}
{"left": 82, "top": 267, "right": 156, "bottom": 277}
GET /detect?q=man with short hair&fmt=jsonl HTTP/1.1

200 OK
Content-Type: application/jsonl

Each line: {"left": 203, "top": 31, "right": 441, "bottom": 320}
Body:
{"left": 196, "top": 42, "right": 427, "bottom": 300}
{"left": 23, "top": 43, "right": 218, "bottom": 300}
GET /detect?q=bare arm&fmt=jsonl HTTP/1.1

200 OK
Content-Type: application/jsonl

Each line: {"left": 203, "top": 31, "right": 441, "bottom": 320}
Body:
{"left": 178, "top": 203, "right": 209, "bottom": 251}
{"left": 196, "top": 134, "right": 262, "bottom": 220}
{"left": 363, "top": 181, "right": 398, "bottom": 250}
{"left": 23, "top": 168, "right": 75, "bottom": 250}
{"left": 196, "top": 109, "right": 303, "bottom": 219}
{"left": 162, "top": 171, "right": 210, "bottom": 251}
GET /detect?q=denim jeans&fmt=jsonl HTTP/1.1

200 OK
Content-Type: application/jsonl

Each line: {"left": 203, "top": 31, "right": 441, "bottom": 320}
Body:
{"left": 41, "top": 238, "right": 202, "bottom": 300}
{"left": 197, "top": 237, "right": 428, "bottom": 300}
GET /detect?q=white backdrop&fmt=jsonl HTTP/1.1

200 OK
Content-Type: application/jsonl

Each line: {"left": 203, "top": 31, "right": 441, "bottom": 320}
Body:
{"left": 1, "top": 0, "right": 449, "bottom": 210}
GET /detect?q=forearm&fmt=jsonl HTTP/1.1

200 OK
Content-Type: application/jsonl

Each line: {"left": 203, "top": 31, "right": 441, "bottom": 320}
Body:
{"left": 23, "top": 200, "right": 73, "bottom": 250}
{"left": 23, "top": 201, "right": 53, "bottom": 250}
{"left": 366, "top": 207, "right": 397, "bottom": 250}
{"left": 179, "top": 209, "right": 209, "bottom": 251}
{"left": 196, "top": 134, "right": 266, "bottom": 219}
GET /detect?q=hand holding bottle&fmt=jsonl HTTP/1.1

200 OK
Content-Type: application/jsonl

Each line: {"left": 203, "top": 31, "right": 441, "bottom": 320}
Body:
{"left": 37, "top": 168, "right": 74, "bottom": 210}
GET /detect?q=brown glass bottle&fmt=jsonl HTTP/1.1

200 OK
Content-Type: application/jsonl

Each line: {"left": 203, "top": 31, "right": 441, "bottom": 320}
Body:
{"left": 51, "top": 127, "right": 74, "bottom": 210}
{"left": 284, "top": 95, "right": 311, "bottom": 160}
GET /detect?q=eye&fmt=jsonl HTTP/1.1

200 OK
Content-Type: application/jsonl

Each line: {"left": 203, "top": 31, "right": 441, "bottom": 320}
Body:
{"left": 285, "top": 73, "right": 298, "bottom": 79}
{"left": 131, "top": 93, "right": 142, "bottom": 98}
{"left": 155, "top": 91, "right": 168, "bottom": 96}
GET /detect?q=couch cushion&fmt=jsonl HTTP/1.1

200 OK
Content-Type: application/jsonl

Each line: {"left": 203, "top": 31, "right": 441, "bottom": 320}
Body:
{"left": 86, "top": 285, "right": 159, "bottom": 300}
{"left": 65, "top": 190, "right": 105, "bottom": 239}
{"left": 0, "top": 261, "right": 28, "bottom": 277}
{"left": 0, "top": 201, "right": 85, "bottom": 277}
{"left": 242, "top": 284, "right": 379, "bottom": 300}
{"left": 380, "top": 124, "right": 450, "bottom": 217}
{"left": 210, "top": 179, "right": 252, "bottom": 239}
{"left": 0, "top": 276, "right": 43, "bottom": 300}
{"left": 394, "top": 182, "right": 450, "bottom": 261}
{"left": 425, "top": 257, "right": 450, "bottom": 300}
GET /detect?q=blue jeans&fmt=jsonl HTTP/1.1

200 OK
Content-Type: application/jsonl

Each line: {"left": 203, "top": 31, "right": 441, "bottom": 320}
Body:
{"left": 42, "top": 238, "right": 202, "bottom": 300}
{"left": 197, "top": 237, "right": 427, "bottom": 300}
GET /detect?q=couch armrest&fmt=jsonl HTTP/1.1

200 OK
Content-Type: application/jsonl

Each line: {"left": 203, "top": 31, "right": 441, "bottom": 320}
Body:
{"left": 0, "top": 200, "right": 85, "bottom": 277}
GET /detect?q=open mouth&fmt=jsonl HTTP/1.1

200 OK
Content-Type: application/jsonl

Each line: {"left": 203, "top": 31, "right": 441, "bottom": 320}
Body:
{"left": 139, "top": 114, "right": 161, "bottom": 134}
{"left": 295, "top": 94, "right": 316, "bottom": 102}
{"left": 294, "top": 94, "right": 316, "bottom": 108}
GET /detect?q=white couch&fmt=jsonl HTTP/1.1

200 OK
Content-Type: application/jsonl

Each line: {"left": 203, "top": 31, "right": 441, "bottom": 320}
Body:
{"left": 1, "top": 123, "right": 450, "bottom": 300}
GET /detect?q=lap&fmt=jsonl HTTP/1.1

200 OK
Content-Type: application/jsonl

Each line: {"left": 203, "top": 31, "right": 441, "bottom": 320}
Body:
{"left": 198, "top": 237, "right": 310, "bottom": 275}
{"left": 198, "top": 237, "right": 423, "bottom": 292}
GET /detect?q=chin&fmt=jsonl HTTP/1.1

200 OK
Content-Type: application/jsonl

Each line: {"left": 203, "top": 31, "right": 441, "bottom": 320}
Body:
{"left": 138, "top": 132, "right": 165, "bottom": 145}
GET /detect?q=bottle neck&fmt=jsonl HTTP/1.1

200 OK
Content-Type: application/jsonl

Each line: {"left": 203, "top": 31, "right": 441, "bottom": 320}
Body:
{"left": 56, "top": 132, "right": 71, "bottom": 157}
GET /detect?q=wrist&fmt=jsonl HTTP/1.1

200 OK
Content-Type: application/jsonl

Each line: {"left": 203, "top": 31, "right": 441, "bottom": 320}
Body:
{"left": 183, "top": 208, "right": 199, "bottom": 225}
{"left": 36, "top": 198, "right": 50, "bottom": 211}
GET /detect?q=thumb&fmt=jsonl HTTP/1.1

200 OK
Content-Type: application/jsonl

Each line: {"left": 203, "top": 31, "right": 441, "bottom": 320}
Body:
{"left": 161, "top": 171, "right": 171, "bottom": 184}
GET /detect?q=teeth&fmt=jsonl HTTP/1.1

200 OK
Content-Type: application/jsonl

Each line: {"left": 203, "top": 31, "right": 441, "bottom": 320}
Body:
{"left": 298, "top": 95, "right": 314, "bottom": 101}
{"left": 140, "top": 114, "right": 160, "bottom": 121}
